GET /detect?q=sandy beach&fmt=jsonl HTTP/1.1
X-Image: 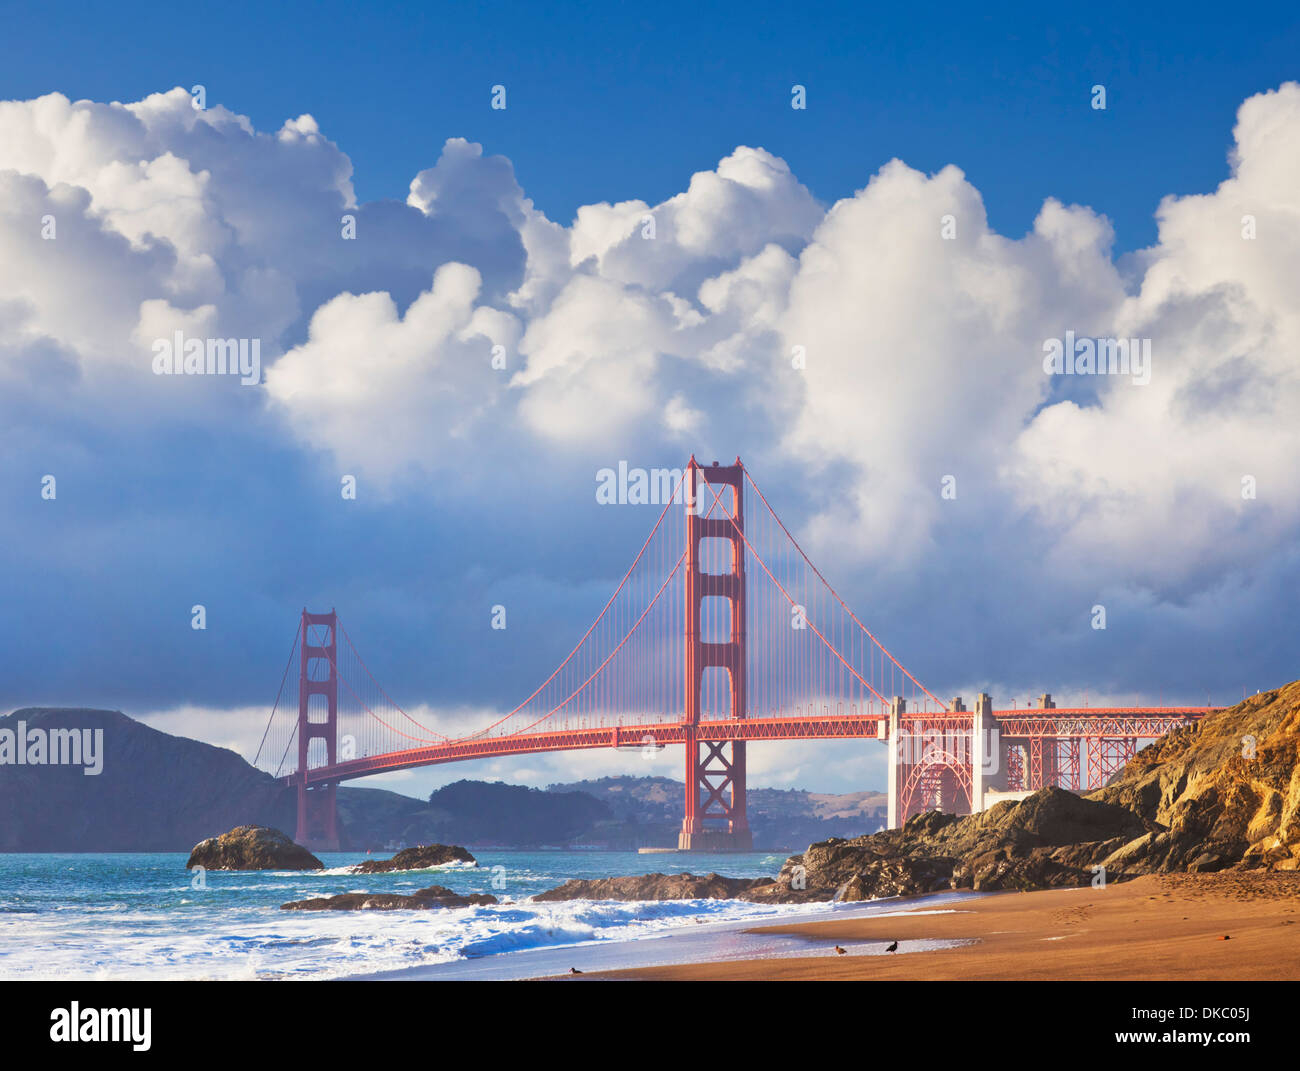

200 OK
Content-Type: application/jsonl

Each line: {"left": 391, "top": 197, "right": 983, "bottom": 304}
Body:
{"left": 569, "top": 872, "right": 1300, "bottom": 980}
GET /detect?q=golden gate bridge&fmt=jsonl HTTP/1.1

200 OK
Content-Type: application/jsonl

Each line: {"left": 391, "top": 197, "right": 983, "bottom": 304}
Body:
{"left": 254, "top": 458, "right": 1209, "bottom": 850}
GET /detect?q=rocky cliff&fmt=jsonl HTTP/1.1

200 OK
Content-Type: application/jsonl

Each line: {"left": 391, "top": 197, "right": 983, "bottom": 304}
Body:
{"left": 1089, "top": 682, "right": 1300, "bottom": 874}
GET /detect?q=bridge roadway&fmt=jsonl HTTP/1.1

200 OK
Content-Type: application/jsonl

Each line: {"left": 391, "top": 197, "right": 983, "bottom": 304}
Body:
{"left": 287, "top": 707, "right": 1207, "bottom": 786}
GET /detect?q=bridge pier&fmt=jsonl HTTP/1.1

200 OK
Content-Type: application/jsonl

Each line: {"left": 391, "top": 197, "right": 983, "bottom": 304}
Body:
{"left": 969, "top": 692, "right": 1006, "bottom": 813}
{"left": 679, "top": 735, "right": 753, "bottom": 851}
{"left": 296, "top": 780, "right": 339, "bottom": 850}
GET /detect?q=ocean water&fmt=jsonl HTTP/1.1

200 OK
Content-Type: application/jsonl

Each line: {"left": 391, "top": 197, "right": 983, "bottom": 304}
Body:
{"left": 0, "top": 850, "right": 927, "bottom": 980}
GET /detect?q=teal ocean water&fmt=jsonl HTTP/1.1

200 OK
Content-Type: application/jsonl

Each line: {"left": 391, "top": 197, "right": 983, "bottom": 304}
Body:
{"left": 0, "top": 850, "right": 839, "bottom": 979}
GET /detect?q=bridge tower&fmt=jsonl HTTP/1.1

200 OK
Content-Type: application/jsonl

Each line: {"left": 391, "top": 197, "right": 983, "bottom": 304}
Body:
{"left": 295, "top": 608, "right": 340, "bottom": 851}
{"left": 679, "top": 458, "right": 753, "bottom": 851}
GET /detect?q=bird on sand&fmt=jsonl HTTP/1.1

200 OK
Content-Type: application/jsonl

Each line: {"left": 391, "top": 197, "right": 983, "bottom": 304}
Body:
{"left": 569, "top": 967, "right": 583, "bottom": 974}
{"left": 834, "top": 945, "right": 847, "bottom": 955}
{"left": 885, "top": 941, "right": 898, "bottom": 953}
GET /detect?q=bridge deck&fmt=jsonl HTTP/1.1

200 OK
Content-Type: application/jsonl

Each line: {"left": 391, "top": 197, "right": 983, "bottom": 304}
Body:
{"left": 289, "top": 708, "right": 1209, "bottom": 785}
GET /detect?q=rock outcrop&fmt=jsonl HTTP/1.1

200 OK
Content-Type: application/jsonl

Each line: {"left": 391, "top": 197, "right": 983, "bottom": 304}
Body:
{"left": 1089, "top": 683, "right": 1300, "bottom": 874}
{"left": 281, "top": 884, "right": 498, "bottom": 911}
{"left": 350, "top": 844, "right": 476, "bottom": 873}
{"left": 534, "top": 871, "right": 777, "bottom": 902}
{"left": 186, "top": 825, "right": 323, "bottom": 871}
{"left": 752, "top": 787, "right": 1151, "bottom": 901}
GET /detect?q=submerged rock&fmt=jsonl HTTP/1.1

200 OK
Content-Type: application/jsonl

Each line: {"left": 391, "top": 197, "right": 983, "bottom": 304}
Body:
{"left": 281, "top": 884, "right": 497, "bottom": 911}
{"left": 351, "top": 844, "right": 476, "bottom": 873}
{"left": 186, "top": 825, "right": 322, "bottom": 871}
{"left": 534, "top": 871, "right": 777, "bottom": 902}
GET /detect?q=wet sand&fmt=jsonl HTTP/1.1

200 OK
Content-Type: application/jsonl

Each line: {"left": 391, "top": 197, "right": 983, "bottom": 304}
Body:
{"left": 568, "top": 872, "right": 1300, "bottom": 980}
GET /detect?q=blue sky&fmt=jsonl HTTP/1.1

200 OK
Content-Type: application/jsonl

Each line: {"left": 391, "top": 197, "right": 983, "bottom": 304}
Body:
{"left": 1, "top": 2, "right": 1297, "bottom": 795}
{"left": 6, "top": 1, "right": 1297, "bottom": 250}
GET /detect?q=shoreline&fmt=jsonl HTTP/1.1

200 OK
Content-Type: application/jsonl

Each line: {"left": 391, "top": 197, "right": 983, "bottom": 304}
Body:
{"left": 349, "top": 890, "right": 978, "bottom": 980}
{"left": 566, "top": 872, "right": 1300, "bottom": 981}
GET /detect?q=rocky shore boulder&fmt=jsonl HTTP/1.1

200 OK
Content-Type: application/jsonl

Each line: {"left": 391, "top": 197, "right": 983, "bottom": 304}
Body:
{"left": 186, "top": 825, "right": 322, "bottom": 871}
{"left": 755, "top": 786, "right": 1150, "bottom": 900}
{"left": 534, "top": 871, "right": 777, "bottom": 902}
{"left": 281, "top": 884, "right": 497, "bottom": 911}
{"left": 350, "top": 844, "right": 476, "bottom": 873}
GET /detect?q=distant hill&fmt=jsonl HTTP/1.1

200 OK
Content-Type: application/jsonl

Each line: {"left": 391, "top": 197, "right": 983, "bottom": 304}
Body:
{"left": 0, "top": 708, "right": 886, "bottom": 851}
{"left": 0, "top": 707, "right": 452, "bottom": 851}
{"left": 423, "top": 780, "right": 612, "bottom": 845}
{"left": 0, "top": 708, "right": 297, "bottom": 851}
{"left": 547, "top": 776, "right": 889, "bottom": 849}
